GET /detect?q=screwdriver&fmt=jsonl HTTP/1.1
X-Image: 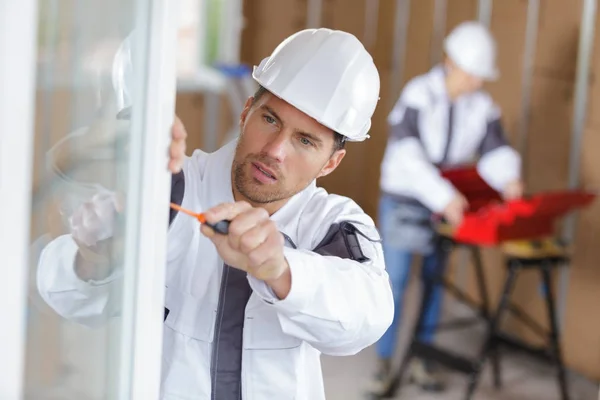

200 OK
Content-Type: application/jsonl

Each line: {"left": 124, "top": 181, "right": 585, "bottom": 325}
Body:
{"left": 169, "top": 203, "right": 230, "bottom": 235}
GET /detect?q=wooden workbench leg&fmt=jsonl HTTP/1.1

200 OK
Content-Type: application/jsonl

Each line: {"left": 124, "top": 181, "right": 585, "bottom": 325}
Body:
{"left": 471, "top": 247, "right": 502, "bottom": 388}
{"left": 380, "top": 239, "right": 451, "bottom": 399}
{"left": 381, "top": 264, "right": 437, "bottom": 399}
{"left": 541, "top": 265, "right": 570, "bottom": 400}
{"left": 466, "top": 261, "right": 519, "bottom": 400}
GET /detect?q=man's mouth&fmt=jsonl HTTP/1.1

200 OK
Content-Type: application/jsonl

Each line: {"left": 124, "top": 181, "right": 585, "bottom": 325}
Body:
{"left": 251, "top": 162, "right": 277, "bottom": 181}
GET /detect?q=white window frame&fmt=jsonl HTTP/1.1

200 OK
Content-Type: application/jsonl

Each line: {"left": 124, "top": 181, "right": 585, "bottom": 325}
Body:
{"left": 117, "top": 0, "right": 181, "bottom": 399}
{"left": 0, "top": 0, "right": 39, "bottom": 398}
{"left": 0, "top": 0, "right": 181, "bottom": 398}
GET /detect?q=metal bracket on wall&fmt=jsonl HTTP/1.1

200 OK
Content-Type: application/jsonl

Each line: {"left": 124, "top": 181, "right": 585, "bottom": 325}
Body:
{"left": 477, "top": 0, "right": 493, "bottom": 27}
{"left": 430, "top": 0, "right": 448, "bottom": 67}
{"left": 363, "top": 0, "right": 379, "bottom": 50}
{"left": 517, "top": 0, "right": 540, "bottom": 174}
{"left": 390, "top": 0, "right": 411, "bottom": 106}
{"left": 558, "top": 0, "right": 598, "bottom": 332}
{"left": 306, "top": 0, "right": 323, "bottom": 28}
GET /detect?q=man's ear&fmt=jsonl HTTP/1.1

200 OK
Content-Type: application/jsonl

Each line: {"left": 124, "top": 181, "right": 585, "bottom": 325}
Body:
{"left": 239, "top": 96, "right": 254, "bottom": 127}
{"left": 317, "top": 149, "right": 346, "bottom": 179}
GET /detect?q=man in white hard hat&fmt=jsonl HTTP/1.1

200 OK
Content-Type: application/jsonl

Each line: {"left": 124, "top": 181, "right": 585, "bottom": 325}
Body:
{"left": 37, "top": 28, "right": 394, "bottom": 400}
{"left": 369, "top": 21, "right": 524, "bottom": 394}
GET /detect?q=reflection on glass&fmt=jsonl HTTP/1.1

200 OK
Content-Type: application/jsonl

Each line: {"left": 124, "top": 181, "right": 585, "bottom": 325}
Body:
{"left": 25, "top": 1, "right": 139, "bottom": 398}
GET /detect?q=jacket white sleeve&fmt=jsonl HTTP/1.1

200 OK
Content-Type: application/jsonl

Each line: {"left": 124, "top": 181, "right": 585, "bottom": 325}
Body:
{"left": 476, "top": 105, "right": 522, "bottom": 191}
{"left": 248, "top": 203, "right": 394, "bottom": 356}
{"left": 385, "top": 138, "right": 457, "bottom": 212}
{"left": 37, "top": 167, "right": 190, "bottom": 328}
{"left": 380, "top": 82, "right": 457, "bottom": 212}
{"left": 36, "top": 235, "right": 122, "bottom": 328}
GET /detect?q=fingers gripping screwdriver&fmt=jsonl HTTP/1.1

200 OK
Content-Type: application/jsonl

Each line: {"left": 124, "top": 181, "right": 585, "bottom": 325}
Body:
{"left": 169, "top": 203, "right": 230, "bottom": 235}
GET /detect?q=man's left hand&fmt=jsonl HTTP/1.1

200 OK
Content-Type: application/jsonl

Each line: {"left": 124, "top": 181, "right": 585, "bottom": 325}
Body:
{"left": 200, "top": 201, "right": 290, "bottom": 290}
{"left": 168, "top": 116, "right": 187, "bottom": 173}
{"left": 503, "top": 179, "right": 524, "bottom": 201}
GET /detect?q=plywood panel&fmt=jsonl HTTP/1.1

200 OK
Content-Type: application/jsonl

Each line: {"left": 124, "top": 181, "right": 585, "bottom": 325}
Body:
{"left": 363, "top": 0, "right": 402, "bottom": 219}
{"left": 525, "top": 76, "right": 574, "bottom": 191}
{"left": 445, "top": 0, "right": 477, "bottom": 34}
{"left": 240, "top": 0, "right": 307, "bottom": 66}
{"left": 321, "top": 0, "right": 366, "bottom": 38}
{"left": 486, "top": 0, "right": 529, "bottom": 144}
{"left": 534, "top": 0, "right": 582, "bottom": 81}
{"left": 175, "top": 93, "right": 206, "bottom": 153}
{"left": 175, "top": 91, "right": 234, "bottom": 155}
{"left": 563, "top": 127, "right": 600, "bottom": 380}
{"left": 402, "top": 0, "right": 436, "bottom": 83}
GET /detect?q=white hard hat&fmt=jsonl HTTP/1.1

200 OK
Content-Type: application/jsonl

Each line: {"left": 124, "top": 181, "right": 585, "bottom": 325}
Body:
{"left": 444, "top": 21, "right": 499, "bottom": 81}
{"left": 252, "top": 28, "right": 380, "bottom": 142}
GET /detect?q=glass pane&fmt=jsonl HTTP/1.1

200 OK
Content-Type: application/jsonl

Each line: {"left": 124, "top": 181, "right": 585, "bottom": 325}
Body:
{"left": 25, "top": 0, "right": 143, "bottom": 398}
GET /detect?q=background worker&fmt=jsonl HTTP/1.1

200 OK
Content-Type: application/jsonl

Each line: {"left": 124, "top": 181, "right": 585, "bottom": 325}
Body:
{"left": 37, "top": 28, "right": 394, "bottom": 400}
{"left": 370, "top": 20, "right": 524, "bottom": 394}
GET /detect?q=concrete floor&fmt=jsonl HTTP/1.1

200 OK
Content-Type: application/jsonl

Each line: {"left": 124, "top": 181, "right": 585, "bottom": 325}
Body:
{"left": 321, "top": 284, "right": 599, "bottom": 400}
{"left": 23, "top": 253, "right": 599, "bottom": 400}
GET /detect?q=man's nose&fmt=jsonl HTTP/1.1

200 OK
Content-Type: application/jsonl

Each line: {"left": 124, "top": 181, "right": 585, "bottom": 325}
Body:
{"left": 262, "top": 132, "right": 289, "bottom": 162}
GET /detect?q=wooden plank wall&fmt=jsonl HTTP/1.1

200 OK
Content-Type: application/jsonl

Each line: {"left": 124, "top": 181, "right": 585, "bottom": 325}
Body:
{"left": 227, "top": 0, "right": 600, "bottom": 380}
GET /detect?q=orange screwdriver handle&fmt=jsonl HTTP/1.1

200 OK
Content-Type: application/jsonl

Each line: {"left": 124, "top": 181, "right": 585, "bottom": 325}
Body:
{"left": 170, "top": 203, "right": 230, "bottom": 235}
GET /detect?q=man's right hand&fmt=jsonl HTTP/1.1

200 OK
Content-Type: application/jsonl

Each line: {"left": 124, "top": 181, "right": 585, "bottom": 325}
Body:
{"left": 442, "top": 193, "right": 468, "bottom": 227}
{"left": 68, "top": 115, "right": 187, "bottom": 279}
{"left": 69, "top": 191, "right": 121, "bottom": 281}
{"left": 70, "top": 191, "right": 121, "bottom": 249}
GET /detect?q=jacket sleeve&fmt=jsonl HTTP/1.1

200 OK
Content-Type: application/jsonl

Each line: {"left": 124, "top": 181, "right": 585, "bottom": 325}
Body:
{"left": 247, "top": 202, "right": 394, "bottom": 356}
{"left": 476, "top": 105, "right": 522, "bottom": 191}
{"left": 36, "top": 234, "right": 122, "bottom": 327}
{"left": 37, "top": 171, "right": 187, "bottom": 327}
{"left": 380, "top": 83, "right": 457, "bottom": 212}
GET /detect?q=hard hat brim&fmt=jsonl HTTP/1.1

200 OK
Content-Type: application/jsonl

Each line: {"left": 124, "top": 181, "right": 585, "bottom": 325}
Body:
{"left": 252, "top": 64, "right": 370, "bottom": 142}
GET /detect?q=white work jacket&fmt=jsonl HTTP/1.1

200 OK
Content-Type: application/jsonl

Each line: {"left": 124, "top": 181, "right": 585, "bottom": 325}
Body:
{"left": 37, "top": 139, "right": 394, "bottom": 400}
{"left": 379, "top": 64, "right": 522, "bottom": 213}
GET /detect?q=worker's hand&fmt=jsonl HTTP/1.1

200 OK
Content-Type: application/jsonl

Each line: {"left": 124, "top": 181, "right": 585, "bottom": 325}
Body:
{"left": 69, "top": 191, "right": 123, "bottom": 280}
{"left": 69, "top": 191, "right": 122, "bottom": 249}
{"left": 169, "top": 116, "right": 187, "bottom": 173}
{"left": 442, "top": 193, "right": 468, "bottom": 227}
{"left": 200, "top": 201, "right": 289, "bottom": 283}
{"left": 503, "top": 179, "right": 524, "bottom": 201}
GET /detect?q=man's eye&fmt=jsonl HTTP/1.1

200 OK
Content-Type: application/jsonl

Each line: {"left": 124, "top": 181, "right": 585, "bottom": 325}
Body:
{"left": 263, "top": 115, "right": 276, "bottom": 124}
{"left": 300, "top": 137, "right": 313, "bottom": 146}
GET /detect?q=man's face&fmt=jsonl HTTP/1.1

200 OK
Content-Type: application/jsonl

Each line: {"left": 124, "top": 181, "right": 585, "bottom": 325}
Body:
{"left": 232, "top": 91, "right": 345, "bottom": 209}
{"left": 455, "top": 68, "right": 483, "bottom": 93}
{"left": 445, "top": 59, "right": 484, "bottom": 95}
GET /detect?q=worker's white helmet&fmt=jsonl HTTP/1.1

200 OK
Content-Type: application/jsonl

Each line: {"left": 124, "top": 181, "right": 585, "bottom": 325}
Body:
{"left": 252, "top": 28, "right": 380, "bottom": 142}
{"left": 444, "top": 21, "right": 499, "bottom": 81}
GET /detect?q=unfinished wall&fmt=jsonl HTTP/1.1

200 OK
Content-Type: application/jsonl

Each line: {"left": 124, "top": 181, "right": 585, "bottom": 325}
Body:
{"left": 562, "top": 0, "right": 600, "bottom": 379}
{"left": 234, "top": 0, "right": 600, "bottom": 380}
